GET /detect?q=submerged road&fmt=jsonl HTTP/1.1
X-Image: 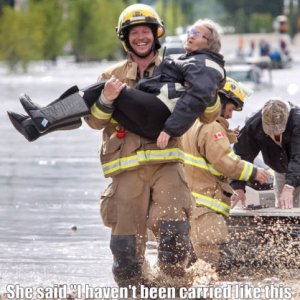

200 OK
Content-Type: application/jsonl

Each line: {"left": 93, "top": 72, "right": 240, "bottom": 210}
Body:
{"left": 0, "top": 55, "right": 300, "bottom": 298}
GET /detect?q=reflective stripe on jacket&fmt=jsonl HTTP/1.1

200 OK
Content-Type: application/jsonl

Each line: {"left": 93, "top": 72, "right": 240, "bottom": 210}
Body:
{"left": 184, "top": 150, "right": 253, "bottom": 181}
{"left": 90, "top": 103, "right": 113, "bottom": 121}
{"left": 102, "top": 147, "right": 185, "bottom": 177}
{"left": 182, "top": 117, "right": 257, "bottom": 214}
{"left": 192, "top": 191, "right": 231, "bottom": 217}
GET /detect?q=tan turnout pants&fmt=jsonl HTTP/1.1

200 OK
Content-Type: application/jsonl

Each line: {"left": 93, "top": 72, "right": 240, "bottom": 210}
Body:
{"left": 190, "top": 205, "right": 229, "bottom": 269}
{"left": 100, "top": 162, "right": 193, "bottom": 261}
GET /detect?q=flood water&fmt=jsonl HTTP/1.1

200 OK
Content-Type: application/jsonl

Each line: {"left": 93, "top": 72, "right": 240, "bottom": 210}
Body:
{"left": 1, "top": 55, "right": 300, "bottom": 299}
{"left": 0, "top": 60, "right": 115, "bottom": 292}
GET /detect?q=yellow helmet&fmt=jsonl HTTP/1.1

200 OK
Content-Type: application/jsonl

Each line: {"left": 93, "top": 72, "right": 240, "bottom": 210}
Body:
{"left": 219, "top": 77, "right": 251, "bottom": 111}
{"left": 116, "top": 4, "right": 165, "bottom": 52}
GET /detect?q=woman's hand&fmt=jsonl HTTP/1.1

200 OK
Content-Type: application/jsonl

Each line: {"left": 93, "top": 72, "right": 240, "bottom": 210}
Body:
{"left": 157, "top": 131, "right": 171, "bottom": 149}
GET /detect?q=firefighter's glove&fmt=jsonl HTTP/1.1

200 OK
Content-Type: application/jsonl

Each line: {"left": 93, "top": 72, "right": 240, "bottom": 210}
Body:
{"left": 278, "top": 184, "right": 294, "bottom": 209}
{"left": 231, "top": 189, "right": 246, "bottom": 209}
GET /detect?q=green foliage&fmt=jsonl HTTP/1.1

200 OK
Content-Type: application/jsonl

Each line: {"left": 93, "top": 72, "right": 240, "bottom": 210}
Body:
{"left": 153, "top": 0, "right": 224, "bottom": 35}
{"left": 0, "top": 0, "right": 67, "bottom": 71}
{"left": 29, "top": 0, "right": 68, "bottom": 61}
{"left": 217, "top": 0, "right": 283, "bottom": 33}
{"left": 0, "top": 0, "right": 292, "bottom": 69}
{"left": 155, "top": 0, "right": 184, "bottom": 35}
{"left": 249, "top": 13, "right": 273, "bottom": 33}
{"left": 0, "top": 6, "right": 44, "bottom": 71}
{"left": 0, "top": 0, "right": 13, "bottom": 14}
{"left": 231, "top": 8, "right": 247, "bottom": 33}
{"left": 216, "top": 0, "right": 283, "bottom": 17}
{"left": 0, "top": 0, "right": 127, "bottom": 70}
{"left": 67, "top": 0, "right": 125, "bottom": 62}
{"left": 184, "top": 0, "right": 225, "bottom": 23}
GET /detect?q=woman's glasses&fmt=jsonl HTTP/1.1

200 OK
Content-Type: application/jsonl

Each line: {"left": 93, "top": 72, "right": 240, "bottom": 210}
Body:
{"left": 187, "top": 28, "right": 209, "bottom": 41}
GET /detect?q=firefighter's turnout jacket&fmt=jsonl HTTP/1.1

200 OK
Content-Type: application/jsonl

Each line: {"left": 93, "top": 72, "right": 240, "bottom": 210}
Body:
{"left": 182, "top": 117, "right": 258, "bottom": 217}
{"left": 182, "top": 116, "right": 258, "bottom": 268}
{"left": 85, "top": 54, "right": 185, "bottom": 178}
{"left": 182, "top": 117, "right": 256, "bottom": 270}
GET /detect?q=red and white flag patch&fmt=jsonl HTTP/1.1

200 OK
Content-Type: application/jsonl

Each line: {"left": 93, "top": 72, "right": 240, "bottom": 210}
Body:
{"left": 213, "top": 131, "right": 225, "bottom": 140}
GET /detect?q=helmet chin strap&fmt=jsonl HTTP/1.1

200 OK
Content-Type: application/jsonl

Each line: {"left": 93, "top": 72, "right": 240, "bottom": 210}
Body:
{"left": 220, "top": 105, "right": 226, "bottom": 118}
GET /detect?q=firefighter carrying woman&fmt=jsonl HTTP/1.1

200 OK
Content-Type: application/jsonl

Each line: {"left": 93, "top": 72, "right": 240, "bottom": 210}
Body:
{"left": 7, "top": 4, "right": 269, "bottom": 286}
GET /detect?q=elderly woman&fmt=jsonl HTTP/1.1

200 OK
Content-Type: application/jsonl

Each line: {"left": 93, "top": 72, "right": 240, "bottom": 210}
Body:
{"left": 9, "top": 19, "right": 225, "bottom": 148}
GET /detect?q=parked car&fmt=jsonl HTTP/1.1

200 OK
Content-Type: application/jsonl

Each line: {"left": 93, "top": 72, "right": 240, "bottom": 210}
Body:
{"left": 161, "top": 35, "right": 185, "bottom": 57}
{"left": 226, "top": 61, "right": 272, "bottom": 91}
{"left": 226, "top": 63, "right": 262, "bottom": 85}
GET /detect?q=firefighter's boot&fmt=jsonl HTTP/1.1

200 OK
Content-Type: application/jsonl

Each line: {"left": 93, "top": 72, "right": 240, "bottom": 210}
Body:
{"left": 110, "top": 235, "right": 144, "bottom": 287}
{"left": 216, "top": 244, "right": 237, "bottom": 276}
{"left": 158, "top": 220, "right": 190, "bottom": 277}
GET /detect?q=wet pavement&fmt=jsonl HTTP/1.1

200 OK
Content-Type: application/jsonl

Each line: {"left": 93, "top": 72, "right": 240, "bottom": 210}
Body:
{"left": 0, "top": 56, "right": 300, "bottom": 299}
{"left": 0, "top": 60, "right": 115, "bottom": 292}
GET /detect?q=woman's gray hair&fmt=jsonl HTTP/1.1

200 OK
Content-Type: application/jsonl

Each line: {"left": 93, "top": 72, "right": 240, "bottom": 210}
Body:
{"left": 194, "top": 19, "right": 222, "bottom": 53}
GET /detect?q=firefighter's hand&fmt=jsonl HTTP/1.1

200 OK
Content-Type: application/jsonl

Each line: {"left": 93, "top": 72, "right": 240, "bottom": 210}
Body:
{"left": 103, "top": 76, "right": 126, "bottom": 103}
{"left": 231, "top": 189, "right": 246, "bottom": 208}
{"left": 278, "top": 184, "right": 294, "bottom": 209}
{"left": 254, "top": 168, "right": 269, "bottom": 184}
{"left": 157, "top": 131, "right": 170, "bottom": 149}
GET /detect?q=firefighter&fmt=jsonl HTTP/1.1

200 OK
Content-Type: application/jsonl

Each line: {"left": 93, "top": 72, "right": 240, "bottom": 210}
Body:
{"left": 90, "top": 4, "right": 194, "bottom": 287}
{"left": 84, "top": 4, "right": 194, "bottom": 286}
{"left": 231, "top": 98, "right": 300, "bottom": 209}
{"left": 181, "top": 77, "right": 270, "bottom": 272}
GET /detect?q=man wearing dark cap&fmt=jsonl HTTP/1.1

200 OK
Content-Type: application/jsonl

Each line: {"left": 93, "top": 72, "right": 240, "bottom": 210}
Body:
{"left": 231, "top": 98, "right": 300, "bottom": 209}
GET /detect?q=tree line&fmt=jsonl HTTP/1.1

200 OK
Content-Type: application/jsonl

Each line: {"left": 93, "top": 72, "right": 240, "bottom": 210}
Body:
{"left": 0, "top": 0, "right": 289, "bottom": 71}
{"left": 0, "top": 0, "right": 127, "bottom": 71}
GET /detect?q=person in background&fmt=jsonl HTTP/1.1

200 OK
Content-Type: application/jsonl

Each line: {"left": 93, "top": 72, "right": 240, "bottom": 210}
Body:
{"left": 231, "top": 98, "right": 300, "bottom": 209}
{"left": 259, "top": 39, "right": 271, "bottom": 57}
{"left": 248, "top": 39, "right": 255, "bottom": 57}
{"left": 182, "top": 77, "right": 270, "bottom": 273}
{"left": 237, "top": 36, "right": 244, "bottom": 57}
